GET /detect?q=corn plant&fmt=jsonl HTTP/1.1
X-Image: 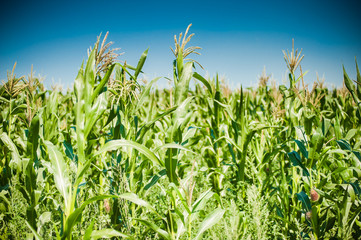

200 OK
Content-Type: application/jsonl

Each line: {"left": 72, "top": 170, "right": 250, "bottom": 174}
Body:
{"left": 1, "top": 26, "right": 361, "bottom": 239}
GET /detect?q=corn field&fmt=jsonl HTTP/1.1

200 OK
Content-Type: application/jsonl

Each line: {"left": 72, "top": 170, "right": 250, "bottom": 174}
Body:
{"left": 1, "top": 25, "right": 361, "bottom": 239}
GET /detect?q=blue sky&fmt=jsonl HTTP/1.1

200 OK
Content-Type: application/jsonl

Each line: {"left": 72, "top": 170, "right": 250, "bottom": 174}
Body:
{"left": 1, "top": 0, "right": 360, "bottom": 89}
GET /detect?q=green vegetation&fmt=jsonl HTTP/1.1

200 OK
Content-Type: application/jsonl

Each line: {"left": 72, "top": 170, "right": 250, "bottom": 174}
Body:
{"left": 1, "top": 25, "right": 360, "bottom": 239}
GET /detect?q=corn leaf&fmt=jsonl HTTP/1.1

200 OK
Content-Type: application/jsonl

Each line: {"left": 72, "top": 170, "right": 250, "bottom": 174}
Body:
{"left": 296, "top": 191, "right": 311, "bottom": 212}
{"left": 96, "top": 139, "right": 163, "bottom": 167}
{"left": 194, "top": 208, "right": 225, "bottom": 240}
{"left": 84, "top": 91, "right": 108, "bottom": 138}
{"left": 136, "top": 219, "right": 171, "bottom": 240}
{"left": 193, "top": 72, "right": 213, "bottom": 96}
{"left": 118, "top": 192, "right": 156, "bottom": 214}
{"left": 25, "top": 220, "right": 43, "bottom": 240}
{"left": 91, "top": 63, "right": 115, "bottom": 103}
{"left": 134, "top": 48, "right": 148, "bottom": 80}
{"left": 44, "top": 141, "right": 71, "bottom": 210}
{"left": 91, "top": 229, "right": 133, "bottom": 239}
{"left": 0, "top": 132, "right": 22, "bottom": 171}
{"left": 63, "top": 195, "right": 116, "bottom": 239}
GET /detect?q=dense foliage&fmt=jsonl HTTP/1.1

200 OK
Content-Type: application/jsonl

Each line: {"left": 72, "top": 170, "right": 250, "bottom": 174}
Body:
{"left": 1, "top": 26, "right": 361, "bottom": 239}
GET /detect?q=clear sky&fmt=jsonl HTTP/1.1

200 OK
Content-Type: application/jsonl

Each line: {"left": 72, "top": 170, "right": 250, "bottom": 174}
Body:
{"left": 1, "top": 0, "right": 361, "bottom": 89}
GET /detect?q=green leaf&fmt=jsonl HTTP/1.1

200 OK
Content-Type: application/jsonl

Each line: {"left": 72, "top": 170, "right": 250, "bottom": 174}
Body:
{"left": 311, "top": 205, "right": 320, "bottom": 236}
{"left": 288, "top": 151, "right": 309, "bottom": 176}
{"left": 356, "top": 57, "right": 361, "bottom": 99}
{"left": 193, "top": 72, "right": 213, "bottom": 96}
{"left": 134, "top": 48, "right": 148, "bottom": 80}
{"left": 91, "top": 64, "right": 115, "bottom": 103}
{"left": 173, "top": 96, "right": 194, "bottom": 125}
{"left": 131, "top": 77, "right": 160, "bottom": 115}
{"left": 343, "top": 65, "right": 359, "bottom": 104}
{"left": 0, "top": 96, "right": 9, "bottom": 103}
{"left": 63, "top": 195, "right": 116, "bottom": 239}
{"left": 349, "top": 181, "right": 361, "bottom": 197}
{"left": 84, "top": 92, "right": 108, "bottom": 138}
{"left": 181, "top": 127, "right": 198, "bottom": 143}
{"left": 294, "top": 139, "right": 308, "bottom": 159}
{"left": 104, "top": 105, "right": 118, "bottom": 127}
{"left": 118, "top": 192, "right": 156, "bottom": 213}
{"left": 194, "top": 208, "right": 225, "bottom": 240}
{"left": 0, "top": 132, "right": 21, "bottom": 171}
{"left": 96, "top": 139, "right": 163, "bottom": 167}
{"left": 83, "top": 219, "right": 95, "bottom": 240}
{"left": 308, "top": 130, "right": 324, "bottom": 163}
{"left": 53, "top": 223, "right": 61, "bottom": 240}
{"left": 347, "top": 205, "right": 361, "bottom": 236}
{"left": 125, "top": 63, "right": 137, "bottom": 71}
{"left": 74, "top": 62, "right": 85, "bottom": 102}
{"left": 175, "top": 61, "right": 193, "bottom": 105}
{"left": 154, "top": 143, "right": 194, "bottom": 154}
{"left": 63, "top": 141, "right": 75, "bottom": 162}
{"left": 168, "top": 183, "right": 191, "bottom": 214}
{"left": 296, "top": 191, "right": 311, "bottom": 212}
{"left": 343, "top": 65, "right": 355, "bottom": 93}
{"left": 214, "top": 136, "right": 243, "bottom": 152}
{"left": 192, "top": 188, "right": 213, "bottom": 213}
{"left": 136, "top": 219, "right": 171, "bottom": 240}
{"left": 26, "top": 115, "right": 40, "bottom": 160}
{"left": 337, "top": 139, "right": 352, "bottom": 151}
{"left": 345, "top": 129, "right": 357, "bottom": 141}
{"left": 332, "top": 167, "right": 348, "bottom": 175}
{"left": 114, "top": 63, "right": 136, "bottom": 80}
{"left": 165, "top": 148, "right": 178, "bottom": 185}
{"left": 25, "top": 220, "right": 43, "bottom": 240}
{"left": 137, "top": 106, "right": 178, "bottom": 139}
{"left": 91, "top": 229, "right": 132, "bottom": 239}
{"left": 10, "top": 104, "right": 27, "bottom": 115}
{"left": 84, "top": 46, "right": 96, "bottom": 101}
{"left": 44, "top": 141, "right": 71, "bottom": 211}
{"left": 39, "top": 212, "right": 52, "bottom": 226}
{"left": 144, "top": 169, "right": 167, "bottom": 190}
{"left": 156, "top": 143, "right": 193, "bottom": 185}
{"left": 74, "top": 156, "right": 94, "bottom": 187}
